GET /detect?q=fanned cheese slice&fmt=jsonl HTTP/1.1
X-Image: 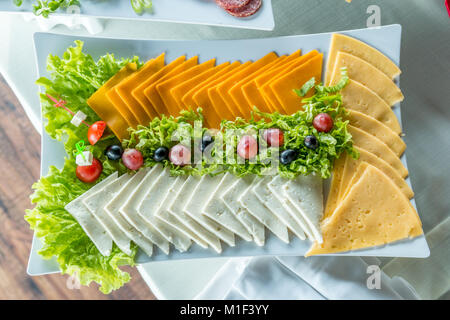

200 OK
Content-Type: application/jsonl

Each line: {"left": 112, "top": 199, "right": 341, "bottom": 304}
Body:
{"left": 87, "top": 63, "right": 136, "bottom": 140}
{"left": 157, "top": 59, "right": 216, "bottom": 116}
{"left": 237, "top": 177, "right": 289, "bottom": 243}
{"left": 156, "top": 176, "right": 208, "bottom": 248}
{"left": 144, "top": 56, "right": 198, "bottom": 115}
{"left": 270, "top": 53, "right": 323, "bottom": 115}
{"left": 124, "top": 167, "right": 192, "bottom": 253}
{"left": 202, "top": 173, "right": 252, "bottom": 241}
{"left": 221, "top": 175, "right": 265, "bottom": 246}
{"left": 252, "top": 177, "right": 305, "bottom": 240}
{"left": 169, "top": 176, "right": 222, "bottom": 253}
{"left": 349, "top": 125, "right": 408, "bottom": 178}
{"left": 306, "top": 164, "right": 423, "bottom": 256}
{"left": 65, "top": 172, "right": 117, "bottom": 256}
{"left": 325, "top": 33, "right": 401, "bottom": 85}
{"left": 334, "top": 79, "right": 401, "bottom": 134}
{"left": 243, "top": 50, "right": 301, "bottom": 113}
{"left": 346, "top": 110, "right": 406, "bottom": 157}
{"left": 191, "top": 61, "right": 241, "bottom": 128}
{"left": 106, "top": 82, "right": 139, "bottom": 128}
{"left": 132, "top": 56, "right": 185, "bottom": 118}
{"left": 323, "top": 156, "right": 346, "bottom": 220}
{"left": 116, "top": 53, "right": 165, "bottom": 122}
{"left": 331, "top": 51, "right": 403, "bottom": 106}
{"left": 84, "top": 173, "right": 153, "bottom": 257}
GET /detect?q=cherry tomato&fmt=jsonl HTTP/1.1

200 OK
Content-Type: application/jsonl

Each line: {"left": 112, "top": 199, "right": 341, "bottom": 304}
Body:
{"left": 122, "top": 148, "right": 144, "bottom": 170}
{"left": 76, "top": 158, "right": 103, "bottom": 183}
{"left": 88, "top": 121, "right": 107, "bottom": 145}
{"left": 312, "top": 113, "right": 333, "bottom": 133}
{"left": 237, "top": 135, "right": 258, "bottom": 159}
{"left": 263, "top": 128, "right": 284, "bottom": 147}
{"left": 169, "top": 144, "right": 191, "bottom": 166}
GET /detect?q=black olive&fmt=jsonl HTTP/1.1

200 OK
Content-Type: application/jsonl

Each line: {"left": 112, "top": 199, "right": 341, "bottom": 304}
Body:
{"left": 280, "top": 149, "right": 297, "bottom": 165}
{"left": 304, "top": 135, "right": 319, "bottom": 150}
{"left": 201, "top": 134, "right": 214, "bottom": 152}
{"left": 105, "top": 145, "right": 123, "bottom": 161}
{"left": 154, "top": 146, "right": 169, "bottom": 162}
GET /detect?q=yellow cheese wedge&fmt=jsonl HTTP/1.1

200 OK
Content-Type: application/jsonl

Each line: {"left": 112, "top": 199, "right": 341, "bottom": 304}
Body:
{"left": 346, "top": 110, "right": 406, "bottom": 157}
{"left": 323, "top": 155, "right": 346, "bottom": 220}
{"left": 257, "top": 50, "right": 318, "bottom": 112}
{"left": 87, "top": 63, "right": 136, "bottom": 141}
{"left": 208, "top": 62, "right": 252, "bottom": 121}
{"left": 132, "top": 56, "right": 185, "bottom": 118}
{"left": 217, "top": 52, "right": 278, "bottom": 118}
{"left": 325, "top": 33, "right": 401, "bottom": 85}
{"left": 192, "top": 62, "right": 242, "bottom": 128}
{"left": 116, "top": 53, "right": 165, "bottom": 123}
{"left": 144, "top": 56, "right": 198, "bottom": 116}
{"left": 306, "top": 164, "right": 422, "bottom": 256}
{"left": 270, "top": 53, "right": 323, "bottom": 115}
{"left": 106, "top": 75, "right": 140, "bottom": 128}
{"left": 229, "top": 56, "right": 286, "bottom": 119}
{"left": 157, "top": 58, "right": 216, "bottom": 116}
{"left": 331, "top": 52, "right": 403, "bottom": 106}
{"left": 340, "top": 148, "right": 414, "bottom": 200}
{"left": 333, "top": 79, "right": 401, "bottom": 134}
{"left": 348, "top": 125, "right": 408, "bottom": 178}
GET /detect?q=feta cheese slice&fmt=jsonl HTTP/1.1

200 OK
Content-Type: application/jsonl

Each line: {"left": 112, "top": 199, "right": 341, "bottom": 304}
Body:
{"left": 70, "top": 110, "right": 87, "bottom": 127}
{"left": 268, "top": 176, "right": 315, "bottom": 241}
{"left": 155, "top": 176, "right": 209, "bottom": 249}
{"left": 169, "top": 176, "right": 222, "bottom": 253}
{"left": 237, "top": 178, "right": 289, "bottom": 244}
{"left": 252, "top": 177, "right": 306, "bottom": 240}
{"left": 83, "top": 173, "right": 148, "bottom": 257}
{"left": 203, "top": 173, "right": 252, "bottom": 242}
{"left": 283, "top": 174, "right": 324, "bottom": 243}
{"left": 131, "top": 167, "right": 191, "bottom": 252}
{"left": 221, "top": 176, "right": 265, "bottom": 246}
{"left": 107, "top": 169, "right": 170, "bottom": 254}
{"left": 65, "top": 172, "right": 117, "bottom": 256}
{"left": 75, "top": 151, "right": 93, "bottom": 166}
{"left": 184, "top": 175, "right": 235, "bottom": 247}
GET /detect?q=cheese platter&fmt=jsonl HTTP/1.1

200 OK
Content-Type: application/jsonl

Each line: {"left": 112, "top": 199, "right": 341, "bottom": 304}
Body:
{"left": 28, "top": 25, "right": 429, "bottom": 294}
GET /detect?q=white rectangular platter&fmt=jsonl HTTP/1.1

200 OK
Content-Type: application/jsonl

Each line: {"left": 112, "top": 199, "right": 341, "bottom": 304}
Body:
{"left": 28, "top": 24, "right": 429, "bottom": 276}
{"left": 0, "top": 0, "right": 274, "bottom": 31}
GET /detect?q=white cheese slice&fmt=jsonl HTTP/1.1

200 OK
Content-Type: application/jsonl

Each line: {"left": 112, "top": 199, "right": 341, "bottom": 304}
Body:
{"left": 203, "top": 173, "right": 252, "bottom": 242}
{"left": 132, "top": 166, "right": 191, "bottom": 252}
{"left": 221, "top": 176, "right": 265, "bottom": 246}
{"left": 282, "top": 174, "right": 324, "bottom": 243}
{"left": 236, "top": 177, "right": 289, "bottom": 243}
{"left": 108, "top": 168, "right": 170, "bottom": 254}
{"left": 268, "top": 176, "right": 316, "bottom": 241}
{"left": 65, "top": 172, "right": 117, "bottom": 256}
{"left": 252, "top": 177, "right": 306, "bottom": 240}
{"left": 83, "top": 173, "right": 152, "bottom": 257}
{"left": 184, "top": 175, "right": 235, "bottom": 247}
{"left": 169, "top": 176, "right": 222, "bottom": 253}
{"left": 155, "top": 176, "right": 209, "bottom": 249}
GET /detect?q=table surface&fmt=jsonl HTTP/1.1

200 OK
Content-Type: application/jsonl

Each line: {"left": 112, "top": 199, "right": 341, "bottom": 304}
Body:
{"left": 1, "top": 0, "right": 449, "bottom": 299}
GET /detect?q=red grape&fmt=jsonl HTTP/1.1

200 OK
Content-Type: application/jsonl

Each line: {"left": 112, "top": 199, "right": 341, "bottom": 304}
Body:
{"left": 237, "top": 135, "right": 258, "bottom": 159}
{"left": 169, "top": 144, "right": 191, "bottom": 166}
{"left": 313, "top": 113, "right": 334, "bottom": 133}
{"left": 122, "top": 148, "right": 144, "bottom": 170}
{"left": 263, "top": 128, "right": 284, "bottom": 147}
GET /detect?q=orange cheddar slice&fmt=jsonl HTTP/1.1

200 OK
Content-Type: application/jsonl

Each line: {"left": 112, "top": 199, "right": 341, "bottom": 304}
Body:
{"left": 217, "top": 52, "right": 278, "bottom": 118}
{"left": 258, "top": 50, "right": 319, "bottom": 113}
{"left": 243, "top": 50, "right": 301, "bottom": 113}
{"left": 116, "top": 53, "right": 165, "bottom": 123}
{"left": 157, "top": 58, "right": 216, "bottom": 116}
{"left": 207, "top": 62, "right": 252, "bottom": 122}
{"left": 132, "top": 56, "right": 185, "bottom": 118}
{"left": 144, "top": 56, "right": 198, "bottom": 116}
{"left": 192, "top": 62, "right": 242, "bottom": 128}
{"left": 270, "top": 53, "right": 323, "bottom": 115}
{"left": 229, "top": 56, "right": 287, "bottom": 119}
{"left": 87, "top": 63, "right": 137, "bottom": 141}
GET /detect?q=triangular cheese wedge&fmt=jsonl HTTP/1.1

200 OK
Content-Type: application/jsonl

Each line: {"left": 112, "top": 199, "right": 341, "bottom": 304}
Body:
{"left": 307, "top": 164, "right": 422, "bottom": 256}
{"left": 323, "top": 155, "right": 346, "bottom": 220}
{"left": 325, "top": 33, "right": 401, "bottom": 85}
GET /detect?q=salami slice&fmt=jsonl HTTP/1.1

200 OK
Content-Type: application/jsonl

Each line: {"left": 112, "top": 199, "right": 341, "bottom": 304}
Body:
{"left": 226, "top": 0, "right": 262, "bottom": 17}
{"left": 216, "top": 0, "right": 251, "bottom": 10}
